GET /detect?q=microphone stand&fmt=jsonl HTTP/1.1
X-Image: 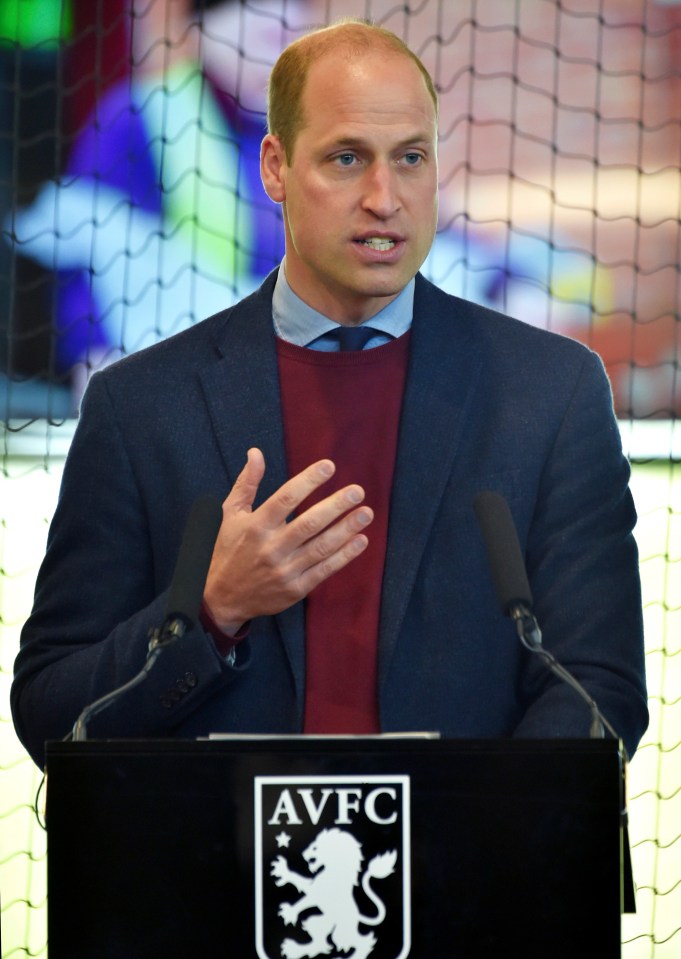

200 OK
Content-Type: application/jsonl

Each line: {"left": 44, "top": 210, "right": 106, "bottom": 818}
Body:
{"left": 508, "top": 601, "right": 628, "bottom": 762}
{"left": 511, "top": 599, "right": 636, "bottom": 909}
{"left": 70, "top": 616, "right": 187, "bottom": 743}
{"left": 68, "top": 493, "right": 222, "bottom": 744}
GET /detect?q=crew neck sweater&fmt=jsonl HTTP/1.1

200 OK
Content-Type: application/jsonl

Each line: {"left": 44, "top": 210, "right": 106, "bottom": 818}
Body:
{"left": 277, "top": 332, "right": 411, "bottom": 733}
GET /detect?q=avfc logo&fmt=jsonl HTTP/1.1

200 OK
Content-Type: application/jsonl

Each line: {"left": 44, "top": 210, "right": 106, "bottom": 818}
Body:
{"left": 255, "top": 775, "right": 411, "bottom": 959}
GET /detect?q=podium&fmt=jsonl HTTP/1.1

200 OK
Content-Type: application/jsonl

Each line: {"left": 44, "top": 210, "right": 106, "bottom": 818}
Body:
{"left": 45, "top": 737, "right": 626, "bottom": 958}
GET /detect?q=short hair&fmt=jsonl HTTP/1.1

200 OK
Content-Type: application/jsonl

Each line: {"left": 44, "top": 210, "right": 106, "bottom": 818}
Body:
{"left": 267, "top": 18, "right": 439, "bottom": 162}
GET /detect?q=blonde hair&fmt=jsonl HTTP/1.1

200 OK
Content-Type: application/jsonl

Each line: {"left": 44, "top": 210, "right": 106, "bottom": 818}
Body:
{"left": 267, "top": 18, "right": 439, "bottom": 161}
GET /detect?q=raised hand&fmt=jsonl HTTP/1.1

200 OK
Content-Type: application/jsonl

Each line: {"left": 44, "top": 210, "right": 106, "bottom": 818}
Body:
{"left": 202, "top": 448, "right": 373, "bottom": 634}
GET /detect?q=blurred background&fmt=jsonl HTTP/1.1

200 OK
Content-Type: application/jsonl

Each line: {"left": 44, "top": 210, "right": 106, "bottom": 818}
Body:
{"left": 1, "top": 1, "right": 679, "bottom": 955}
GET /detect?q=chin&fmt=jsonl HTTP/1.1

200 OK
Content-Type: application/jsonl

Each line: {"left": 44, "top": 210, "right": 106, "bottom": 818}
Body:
{"left": 364, "top": 278, "right": 414, "bottom": 299}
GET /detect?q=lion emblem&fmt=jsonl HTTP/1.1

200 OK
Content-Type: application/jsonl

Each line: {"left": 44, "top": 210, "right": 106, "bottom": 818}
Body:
{"left": 270, "top": 826, "right": 397, "bottom": 959}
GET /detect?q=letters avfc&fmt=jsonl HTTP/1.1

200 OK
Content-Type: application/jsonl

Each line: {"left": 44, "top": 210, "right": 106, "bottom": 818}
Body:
{"left": 255, "top": 775, "right": 411, "bottom": 959}
{"left": 267, "top": 785, "right": 400, "bottom": 827}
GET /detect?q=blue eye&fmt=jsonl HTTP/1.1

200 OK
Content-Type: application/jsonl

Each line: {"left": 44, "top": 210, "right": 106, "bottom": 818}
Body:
{"left": 337, "top": 153, "right": 356, "bottom": 166}
{"left": 403, "top": 153, "right": 422, "bottom": 165}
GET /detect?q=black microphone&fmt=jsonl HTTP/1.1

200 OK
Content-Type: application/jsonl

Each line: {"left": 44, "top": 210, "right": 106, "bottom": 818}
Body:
{"left": 473, "top": 490, "right": 623, "bottom": 751}
{"left": 71, "top": 494, "right": 223, "bottom": 742}
{"left": 473, "top": 490, "right": 533, "bottom": 613}
{"left": 150, "top": 494, "right": 224, "bottom": 651}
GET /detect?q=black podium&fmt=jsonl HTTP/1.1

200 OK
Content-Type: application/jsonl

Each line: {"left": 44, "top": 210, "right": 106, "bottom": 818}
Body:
{"left": 45, "top": 737, "right": 626, "bottom": 958}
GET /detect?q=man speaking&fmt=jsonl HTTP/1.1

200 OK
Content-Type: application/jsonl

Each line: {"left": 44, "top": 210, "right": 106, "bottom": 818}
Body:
{"left": 12, "top": 19, "right": 647, "bottom": 765}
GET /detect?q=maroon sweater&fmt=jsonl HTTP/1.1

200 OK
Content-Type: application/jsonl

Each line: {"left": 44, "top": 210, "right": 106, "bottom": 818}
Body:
{"left": 277, "top": 333, "right": 410, "bottom": 733}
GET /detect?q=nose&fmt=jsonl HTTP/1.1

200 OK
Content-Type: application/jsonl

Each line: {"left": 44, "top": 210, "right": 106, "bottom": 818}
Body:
{"left": 361, "top": 162, "right": 400, "bottom": 219}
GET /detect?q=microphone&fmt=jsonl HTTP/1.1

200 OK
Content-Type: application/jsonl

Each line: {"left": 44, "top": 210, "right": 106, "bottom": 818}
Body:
{"left": 473, "top": 490, "right": 623, "bottom": 751}
{"left": 149, "top": 494, "right": 224, "bottom": 651}
{"left": 71, "top": 494, "right": 223, "bottom": 742}
{"left": 473, "top": 490, "right": 533, "bottom": 612}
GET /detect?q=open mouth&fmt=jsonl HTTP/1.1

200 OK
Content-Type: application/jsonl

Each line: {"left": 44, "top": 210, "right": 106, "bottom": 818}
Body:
{"left": 357, "top": 237, "right": 397, "bottom": 251}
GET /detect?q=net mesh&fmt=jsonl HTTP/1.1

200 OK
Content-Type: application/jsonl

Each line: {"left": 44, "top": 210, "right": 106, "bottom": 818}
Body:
{"left": 1, "top": 1, "right": 679, "bottom": 954}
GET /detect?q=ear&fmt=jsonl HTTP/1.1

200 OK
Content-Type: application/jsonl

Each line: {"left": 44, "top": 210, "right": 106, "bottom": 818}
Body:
{"left": 260, "top": 134, "right": 287, "bottom": 203}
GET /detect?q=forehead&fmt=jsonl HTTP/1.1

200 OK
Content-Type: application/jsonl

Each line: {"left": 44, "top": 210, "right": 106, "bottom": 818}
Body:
{"left": 298, "top": 49, "right": 437, "bottom": 144}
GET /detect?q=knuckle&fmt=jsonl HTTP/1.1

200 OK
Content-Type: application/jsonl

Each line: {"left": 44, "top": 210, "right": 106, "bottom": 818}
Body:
{"left": 315, "top": 557, "right": 336, "bottom": 582}
{"left": 277, "top": 488, "right": 298, "bottom": 515}
{"left": 260, "top": 541, "right": 281, "bottom": 570}
{"left": 312, "top": 534, "right": 333, "bottom": 561}
{"left": 278, "top": 572, "right": 304, "bottom": 605}
{"left": 297, "top": 512, "right": 320, "bottom": 540}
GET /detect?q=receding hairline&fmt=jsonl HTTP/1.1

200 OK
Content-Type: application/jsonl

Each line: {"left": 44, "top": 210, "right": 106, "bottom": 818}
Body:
{"left": 277, "top": 18, "right": 435, "bottom": 75}
{"left": 266, "top": 19, "right": 439, "bottom": 157}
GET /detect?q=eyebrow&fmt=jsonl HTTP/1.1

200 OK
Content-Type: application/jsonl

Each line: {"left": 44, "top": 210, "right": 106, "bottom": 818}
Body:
{"left": 324, "top": 133, "right": 435, "bottom": 152}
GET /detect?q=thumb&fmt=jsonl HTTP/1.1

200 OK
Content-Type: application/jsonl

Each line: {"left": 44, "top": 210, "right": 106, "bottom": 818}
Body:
{"left": 224, "top": 447, "right": 266, "bottom": 513}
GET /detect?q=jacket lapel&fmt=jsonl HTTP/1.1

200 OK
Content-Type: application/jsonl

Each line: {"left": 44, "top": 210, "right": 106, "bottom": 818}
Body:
{"left": 199, "top": 273, "right": 287, "bottom": 500}
{"left": 378, "top": 275, "right": 484, "bottom": 680}
{"left": 197, "top": 272, "right": 306, "bottom": 705}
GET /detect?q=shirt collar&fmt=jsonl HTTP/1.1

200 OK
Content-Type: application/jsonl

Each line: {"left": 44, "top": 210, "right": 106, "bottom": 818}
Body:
{"left": 272, "top": 259, "right": 415, "bottom": 347}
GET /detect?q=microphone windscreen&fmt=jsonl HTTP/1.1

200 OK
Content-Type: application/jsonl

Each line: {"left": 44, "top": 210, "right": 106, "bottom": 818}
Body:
{"left": 166, "top": 495, "right": 223, "bottom": 624}
{"left": 474, "top": 490, "right": 533, "bottom": 614}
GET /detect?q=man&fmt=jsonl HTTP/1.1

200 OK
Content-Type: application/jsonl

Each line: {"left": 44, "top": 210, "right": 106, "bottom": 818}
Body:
{"left": 12, "top": 20, "right": 647, "bottom": 767}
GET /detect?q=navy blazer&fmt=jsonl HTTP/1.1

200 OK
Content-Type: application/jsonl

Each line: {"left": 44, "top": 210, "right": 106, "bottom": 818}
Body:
{"left": 12, "top": 272, "right": 648, "bottom": 765}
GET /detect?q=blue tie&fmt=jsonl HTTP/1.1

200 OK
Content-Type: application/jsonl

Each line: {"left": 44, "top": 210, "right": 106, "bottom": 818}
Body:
{"left": 329, "top": 325, "right": 377, "bottom": 351}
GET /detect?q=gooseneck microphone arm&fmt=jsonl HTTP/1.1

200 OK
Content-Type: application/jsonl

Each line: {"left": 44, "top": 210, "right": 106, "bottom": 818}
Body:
{"left": 507, "top": 601, "right": 617, "bottom": 743}
{"left": 473, "top": 490, "right": 626, "bottom": 760}
{"left": 70, "top": 647, "right": 166, "bottom": 743}
{"left": 70, "top": 494, "right": 223, "bottom": 743}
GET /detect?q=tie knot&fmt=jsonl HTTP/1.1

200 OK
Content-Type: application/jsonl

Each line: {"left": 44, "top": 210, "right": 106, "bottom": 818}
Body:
{"left": 330, "top": 325, "right": 377, "bottom": 351}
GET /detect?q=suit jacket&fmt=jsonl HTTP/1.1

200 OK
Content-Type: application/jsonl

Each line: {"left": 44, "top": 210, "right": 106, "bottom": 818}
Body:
{"left": 12, "top": 272, "right": 648, "bottom": 766}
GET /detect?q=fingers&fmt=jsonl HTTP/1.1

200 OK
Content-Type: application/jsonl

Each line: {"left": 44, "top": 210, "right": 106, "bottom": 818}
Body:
{"left": 292, "top": 511, "right": 372, "bottom": 595}
{"left": 281, "top": 483, "right": 372, "bottom": 552}
{"left": 206, "top": 453, "right": 374, "bottom": 630}
{"left": 259, "top": 459, "right": 374, "bottom": 574}
{"left": 257, "top": 459, "right": 337, "bottom": 528}
{"left": 223, "top": 447, "right": 266, "bottom": 512}
{"left": 225, "top": 452, "right": 339, "bottom": 526}
{"left": 253, "top": 458, "right": 373, "bottom": 574}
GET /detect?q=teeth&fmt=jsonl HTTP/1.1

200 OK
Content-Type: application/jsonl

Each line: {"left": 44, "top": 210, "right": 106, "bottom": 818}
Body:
{"left": 362, "top": 237, "right": 395, "bottom": 251}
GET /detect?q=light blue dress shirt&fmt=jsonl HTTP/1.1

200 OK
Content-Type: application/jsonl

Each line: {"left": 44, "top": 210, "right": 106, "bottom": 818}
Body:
{"left": 272, "top": 259, "right": 414, "bottom": 350}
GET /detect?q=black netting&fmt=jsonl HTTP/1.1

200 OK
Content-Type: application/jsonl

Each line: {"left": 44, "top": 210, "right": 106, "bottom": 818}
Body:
{"left": 1, "top": 2, "right": 679, "bottom": 954}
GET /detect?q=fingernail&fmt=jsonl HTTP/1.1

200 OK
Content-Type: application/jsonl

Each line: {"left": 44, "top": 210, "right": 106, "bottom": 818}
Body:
{"left": 357, "top": 509, "right": 372, "bottom": 525}
{"left": 347, "top": 487, "right": 362, "bottom": 504}
{"left": 319, "top": 461, "right": 334, "bottom": 477}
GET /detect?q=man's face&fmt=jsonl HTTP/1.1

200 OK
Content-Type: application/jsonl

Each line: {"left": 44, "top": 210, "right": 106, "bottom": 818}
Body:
{"left": 261, "top": 48, "right": 439, "bottom": 324}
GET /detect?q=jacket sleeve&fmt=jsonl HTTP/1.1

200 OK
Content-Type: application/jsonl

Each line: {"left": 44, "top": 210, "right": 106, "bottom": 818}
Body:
{"left": 512, "top": 349, "right": 647, "bottom": 757}
{"left": 10, "top": 372, "right": 247, "bottom": 768}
